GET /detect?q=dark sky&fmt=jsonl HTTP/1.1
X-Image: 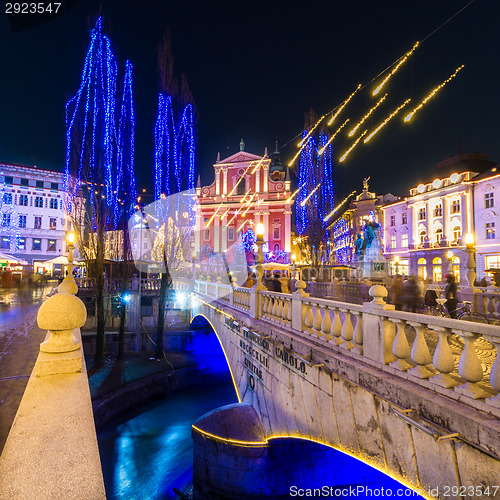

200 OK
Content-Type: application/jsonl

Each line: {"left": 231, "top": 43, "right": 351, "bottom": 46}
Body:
{"left": 1, "top": 0, "right": 499, "bottom": 201}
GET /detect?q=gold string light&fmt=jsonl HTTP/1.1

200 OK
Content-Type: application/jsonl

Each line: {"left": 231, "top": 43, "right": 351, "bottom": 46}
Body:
{"left": 403, "top": 65, "right": 464, "bottom": 123}
{"left": 250, "top": 155, "right": 268, "bottom": 174}
{"left": 286, "top": 184, "right": 305, "bottom": 204}
{"left": 300, "top": 183, "right": 321, "bottom": 207}
{"left": 298, "top": 114, "right": 326, "bottom": 147}
{"left": 364, "top": 98, "right": 411, "bottom": 143}
{"left": 288, "top": 136, "right": 311, "bottom": 168}
{"left": 327, "top": 84, "right": 361, "bottom": 126}
{"left": 205, "top": 203, "right": 223, "bottom": 227}
{"left": 348, "top": 94, "right": 387, "bottom": 137}
{"left": 373, "top": 42, "right": 419, "bottom": 96}
{"left": 323, "top": 190, "right": 357, "bottom": 222}
{"left": 339, "top": 130, "right": 367, "bottom": 163}
{"left": 318, "top": 119, "right": 349, "bottom": 156}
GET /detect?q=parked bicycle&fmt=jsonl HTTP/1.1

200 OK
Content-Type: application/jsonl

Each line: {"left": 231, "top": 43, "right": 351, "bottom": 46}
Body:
{"left": 420, "top": 298, "right": 489, "bottom": 323}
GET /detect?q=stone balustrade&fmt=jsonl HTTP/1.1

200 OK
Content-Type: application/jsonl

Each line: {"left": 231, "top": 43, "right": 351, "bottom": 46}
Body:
{"left": 193, "top": 280, "right": 500, "bottom": 413}
{"left": 75, "top": 276, "right": 191, "bottom": 293}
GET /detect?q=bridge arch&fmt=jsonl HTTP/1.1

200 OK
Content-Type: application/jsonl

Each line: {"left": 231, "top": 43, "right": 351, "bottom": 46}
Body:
{"left": 190, "top": 313, "right": 242, "bottom": 403}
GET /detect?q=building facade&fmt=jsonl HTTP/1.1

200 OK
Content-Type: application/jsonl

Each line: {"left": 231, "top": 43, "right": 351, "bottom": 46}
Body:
{"left": 195, "top": 143, "right": 292, "bottom": 261}
{"left": 331, "top": 179, "right": 398, "bottom": 265}
{"left": 381, "top": 153, "right": 499, "bottom": 282}
{"left": 0, "top": 162, "right": 68, "bottom": 268}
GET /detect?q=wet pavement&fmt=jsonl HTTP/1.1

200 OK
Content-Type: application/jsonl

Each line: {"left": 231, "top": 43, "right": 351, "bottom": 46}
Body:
{"left": 0, "top": 284, "right": 55, "bottom": 454}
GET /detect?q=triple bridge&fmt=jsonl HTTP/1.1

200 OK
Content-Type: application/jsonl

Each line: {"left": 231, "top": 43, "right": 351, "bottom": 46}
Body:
{"left": 190, "top": 279, "right": 500, "bottom": 498}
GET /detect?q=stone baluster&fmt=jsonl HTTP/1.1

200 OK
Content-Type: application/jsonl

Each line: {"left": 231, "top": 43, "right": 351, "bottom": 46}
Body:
{"left": 407, "top": 322, "right": 433, "bottom": 379}
{"left": 261, "top": 295, "right": 269, "bottom": 318}
{"left": 320, "top": 306, "right": 332, "bottom": 342}
{"left": 352, "top": 312, "right": 363, "bottom": 355}
{"left": 487, "top": 296, "right": 496, "bottom": 318}
{"left": 287, "top": 298, "right": 292, "bottom": 325}
{"left": 482, "top": 335, "right": 500, "bottom": 408}
{"left": 339, "top": 309, "right": 355, "bottom": 350}
{"left": 312, "top": 305, "right": 323, "bottom": 338}
{"left": 272, "top": 296, "right": 279, "bottom": 320}
{"left": 428, "top": 326, "right": 459, "bottom": 388}
{"left": 389, "top": 319, "right": 412, "bottom": 371}
{"left": 276, "top": 297, "right": 284, "bottom": 321}
{"left": 304, "top": 302, "right": 315, "bottom": 335}
{"left": 454, "top": 330, "right": 490, "bottom": 399}
{"left": 281, "top": 299, "right": 290, "bottom": 325}
{"left": 329, "top": 307, "right": 343, "bottom": 346}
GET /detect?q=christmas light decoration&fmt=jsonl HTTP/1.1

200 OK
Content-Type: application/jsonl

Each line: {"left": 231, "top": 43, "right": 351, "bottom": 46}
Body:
{"left": 205, "top": 203, "right": 223, "bottom": 227}
{"left": 64, "top": 17, "right": 120, "bottom": 231}
{"left": 323, "top": 190, "right": 356, "bottom": 222}
{"left": 288, "top": 136, "right": 311, "bottom": 168}
{"left": 348, "top": 94, "right": 387, "bottom": 137}
{"left": 403, "top": 65, "right": 464, "bottom": 123}
{"left": 300, "top": 183, "right": 321, "bottom": 207}
{"left": 298, "top": 114, "right": 326, "bottom": 147}
{"left": 318, "top": 119, "right": 349, "bottom": 156}
{"left": 327, "top": 84, "right": 361, "bottom": 126}
{"left": 286, "top": 184, "right": 305, "bottom": 204}
{"left": 373, "top": 42, "right": 419, "bottom": 96}
{"left": 242, "top": 229, "right": 256, "bottom": 252}
{"left": 339, "top": 130, "right": 367, "bottom": 163}
{"left": 250, "top": 155, "right": 268, "bottom": 174}
{"left": 364, "top": 99, "right": 411, "bottom": 143}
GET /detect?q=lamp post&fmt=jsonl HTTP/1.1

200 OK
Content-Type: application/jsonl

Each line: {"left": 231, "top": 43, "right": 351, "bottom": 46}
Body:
{"left": 253, "top": 222, "right": 266, "bottom": 290}
{"left": 465, "top": 233, "right": 476, "bottom": 288}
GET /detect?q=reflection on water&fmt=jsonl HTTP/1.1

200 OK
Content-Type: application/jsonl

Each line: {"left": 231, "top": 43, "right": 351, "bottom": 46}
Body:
{"left": 98, "top": 381, "right": 238, "bottom": 500}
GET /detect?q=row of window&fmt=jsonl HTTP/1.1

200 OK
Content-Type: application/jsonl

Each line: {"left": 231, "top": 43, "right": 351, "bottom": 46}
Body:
{"left": 2, "top": 193, "right": 61, "bottom": 209}
{"left": 389, "top": 223, "right": 496, "bottom": 249}
{"left": 1, "top": 214, "right": 59, "bottom": 230}
{"left": 202, "top": 222, "right": 281, "bottom": 242}
{"left": 2, "top": 176, "right": 59, "bottom": 190}
{"left": 0, "top": 236, "right": 57, "bottom": 251}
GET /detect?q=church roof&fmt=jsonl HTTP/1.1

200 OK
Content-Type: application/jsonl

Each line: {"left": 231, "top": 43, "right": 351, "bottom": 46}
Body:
{"left": 217, "top": 150, "right": 264, "bottom": 164}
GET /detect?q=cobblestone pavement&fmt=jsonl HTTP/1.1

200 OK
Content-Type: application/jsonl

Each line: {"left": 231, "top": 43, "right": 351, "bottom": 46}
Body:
{"left": 0, "top": 286, "right": 53, "bottom": 454}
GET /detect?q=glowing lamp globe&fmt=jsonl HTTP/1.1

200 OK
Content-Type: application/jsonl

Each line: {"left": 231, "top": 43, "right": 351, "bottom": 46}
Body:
{"left": 432, "top": 179, "right": 441, "bottom": 189}
{"left": 465, "top": 233, "right": 474, "bottom": 246}
{"left": 67, "top": 232, "right": 75, "bottom": 245}
{"left": 417, "top": 184, "right": 425, "bottom": 194}
{"left": 256, "top": 223, "right": 264, "bottom": 236}
{"left": 450, "top": 173, "right": 459, "bottom": 183}
{"left": 447, "top": 250, "right": 453, "bottom": 259}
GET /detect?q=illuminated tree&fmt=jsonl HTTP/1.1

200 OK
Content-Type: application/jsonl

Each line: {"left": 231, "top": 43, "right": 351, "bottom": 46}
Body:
{"left": 295, "top": 110, "right": 335, "bottom": 267}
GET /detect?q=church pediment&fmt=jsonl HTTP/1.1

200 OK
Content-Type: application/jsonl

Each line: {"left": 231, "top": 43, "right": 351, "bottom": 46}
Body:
{"left": 218, "top": 151, "right": 263, "bottom": 165}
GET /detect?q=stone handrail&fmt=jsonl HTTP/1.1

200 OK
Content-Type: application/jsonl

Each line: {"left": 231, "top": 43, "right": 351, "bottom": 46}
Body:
{"left": 193, "top": 280, "right": 500, "bottom": 413}
{"left": 75, "top": 276, "right": 191, "bottom": 293}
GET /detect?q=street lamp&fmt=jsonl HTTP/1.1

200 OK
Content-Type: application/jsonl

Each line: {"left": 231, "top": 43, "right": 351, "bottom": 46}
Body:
{"left": 254, "top": 223, "right": 266, "bottom": 290}
{"left": 465, "top": 233, "right": 476, "bottom": 287}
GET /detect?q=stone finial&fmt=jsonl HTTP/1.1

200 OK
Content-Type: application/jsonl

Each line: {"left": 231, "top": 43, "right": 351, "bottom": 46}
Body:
{"left": 217, "top": 275, "right": 222, "bottom": 284}
{"left": 264, "top": 146, "right": 268, "bottom": 156}
{"left": 295, "top": 279, "right": 308, "bottom": 296}
{"left": 37, "top": 293, "right": 87, "bottom": 353}
{"left": 369, "top": 284, "right": 388, "bottom": 305}
{"left": 231, "top": 276, "right": 238, "bottom": 287}
{"left": 240, "top": 138, "right": 245, "bottom": 151}
{"left": 217, "top": 152, "right": 221, "bottom": 162}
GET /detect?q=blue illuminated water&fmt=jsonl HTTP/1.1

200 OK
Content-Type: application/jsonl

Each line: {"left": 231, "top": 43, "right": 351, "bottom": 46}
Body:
{"left": 97, "top": 326, "right": 424, "bottom": 499}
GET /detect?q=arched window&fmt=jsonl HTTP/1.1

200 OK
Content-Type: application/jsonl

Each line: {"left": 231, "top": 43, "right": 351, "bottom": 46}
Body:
{"left": 417, "top": 258, "right": 427, "bottom": 280}
{"left": 435, "top": 228, "right": 443, "bottom": 243}
{"left": 433, "top": 257, "right": 442, "bottom": 282}
{"left": 419, "top": 230, "right": 426, "bottom": 245}
{"left": 237, "top": 177, "right": 246, "bottom": 195}
{"left": 453, "top": 226, "right": 461, "bottom": 242}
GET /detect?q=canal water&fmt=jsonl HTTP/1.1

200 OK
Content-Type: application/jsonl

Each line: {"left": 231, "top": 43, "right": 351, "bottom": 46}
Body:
{"left": 97, "top": 327, "right": 424, "bottom": 500}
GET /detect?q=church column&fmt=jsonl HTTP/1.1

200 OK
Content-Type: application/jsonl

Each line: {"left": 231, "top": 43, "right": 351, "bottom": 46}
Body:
{"left": 263, "top": 165, "right": 269, "bottom": 193}
{"left": 255, "top": 166, "right": 260, "bottom": 193}
{"left": 223, "top": 168, "right": 228, "bottom": 195}
{"left": 214, "top": 215, "right": 220, "bottom": 253}
{"left": 284, "top": 210, "right": 292, "bottom": 253}
{"left": 262, "top": 210, "right": 270, "bottom": 244}
{"left": 215, "top": 167, "right": 221, "bottom": 195}
{"left": 221, "top": 213, "right": 227, "bottom": 252}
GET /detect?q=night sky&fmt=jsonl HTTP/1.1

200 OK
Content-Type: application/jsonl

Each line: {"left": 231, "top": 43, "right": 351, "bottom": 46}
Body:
{"left": 1, "top": 0, "right": 499, "bottom": 201}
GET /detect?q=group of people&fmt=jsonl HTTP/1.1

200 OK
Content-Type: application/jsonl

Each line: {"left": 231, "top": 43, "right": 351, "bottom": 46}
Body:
{"left": 243, "top": 270, "right": 285, "bottom": 293}
{"left": 389, "top": 274, "right": 459, "bottom": 317}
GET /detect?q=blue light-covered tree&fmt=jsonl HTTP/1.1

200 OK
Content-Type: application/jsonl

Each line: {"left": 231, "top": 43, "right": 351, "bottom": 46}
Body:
{"left": 295, "top": 111, "right": 335, "bottom": 266}
{"left": 153, "top": 33, "right": 197, "bottom": 359}
{"left": 64, "top": 17, "right": 137, "bottom": 367}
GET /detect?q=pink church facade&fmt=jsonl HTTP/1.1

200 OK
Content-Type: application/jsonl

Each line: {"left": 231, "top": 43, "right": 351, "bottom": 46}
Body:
{"left": 195, "top": 144, "right": 292, "bottom": 261}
